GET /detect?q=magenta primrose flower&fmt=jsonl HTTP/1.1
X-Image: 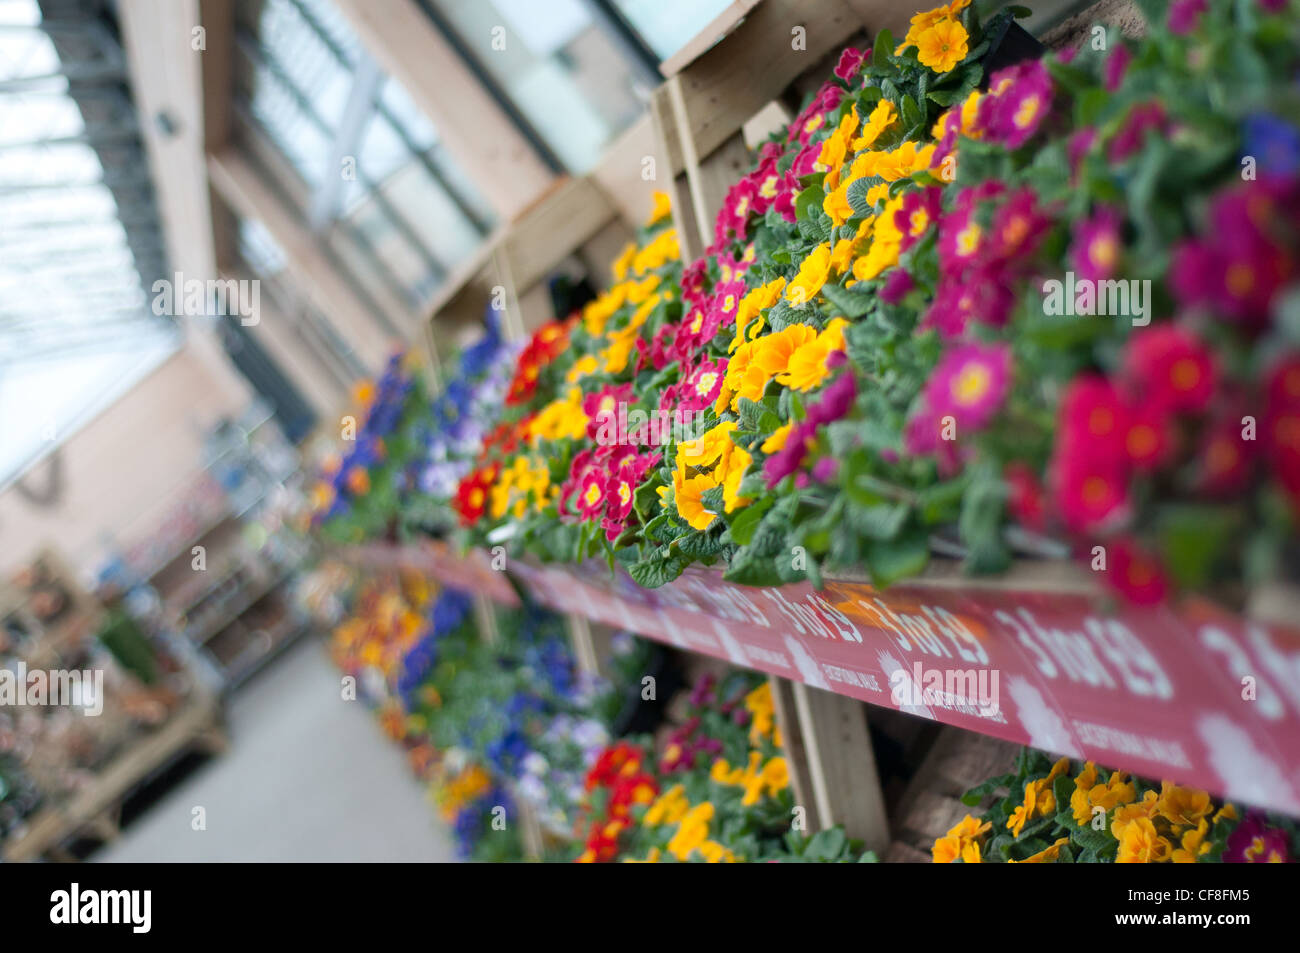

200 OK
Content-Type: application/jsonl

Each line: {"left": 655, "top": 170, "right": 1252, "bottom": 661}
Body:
{"left": 922, "top": 342, "right": 1013, "bottom": 432}
{"left": 981, "top": 60, "right": 1053, "bottom": 150}
{"left": 1070, "top": 207, "right": 1123, "bottom": 283}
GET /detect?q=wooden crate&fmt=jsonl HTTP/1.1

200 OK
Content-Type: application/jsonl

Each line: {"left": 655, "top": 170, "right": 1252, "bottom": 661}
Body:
{"left": 883, "top": 726, "right": 1021, "bottom": 862}
{"left": 649, "top": 0, "right": 918, "bottom": 262}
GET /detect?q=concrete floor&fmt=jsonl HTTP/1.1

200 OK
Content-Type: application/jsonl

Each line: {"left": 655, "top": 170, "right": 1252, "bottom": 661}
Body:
{"left": 95, "top": 634, "right": 456, "bottom": 862}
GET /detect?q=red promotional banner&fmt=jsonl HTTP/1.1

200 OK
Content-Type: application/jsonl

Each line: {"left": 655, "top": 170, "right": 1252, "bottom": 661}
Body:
{"left": 508, "top": 558, "right": 1300, "bottom": 816}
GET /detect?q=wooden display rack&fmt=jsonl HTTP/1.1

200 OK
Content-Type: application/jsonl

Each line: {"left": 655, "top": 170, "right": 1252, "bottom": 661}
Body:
{"left": 1, "top": 547, "right": 230, "bottom": 862}
{"left": 2, "top": 691, "right": 226, "bottom": 863}
{"left": 420, "top": 173, "right": 637, "bottom": 372}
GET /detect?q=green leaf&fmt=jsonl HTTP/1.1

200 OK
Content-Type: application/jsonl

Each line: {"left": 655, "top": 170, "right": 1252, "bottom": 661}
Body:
{"left": 873, "top": 29, "right": 893, "bottom": 64}
{"left": 865, "top": 530, "right": 929, "bottom": 587}
{"left": 727, "top": 496, "right": 773, "bottom": 546}
{"left": 628, "top": 554, "right": 686, "bottom": 589}
{"left": 846, "top": 175, "right": 885, "bottom": 217}
{"left": 820, "top": 282, "right": 876, "bottom": 319}
{"left": 738, "top": 396, "right": 782, "bottom": 435}
{"left": 847, "top": 502, "right": 909, "bottom": 541}
{"left": 1157, "top": 505, "right": 1236, "bottom": 590}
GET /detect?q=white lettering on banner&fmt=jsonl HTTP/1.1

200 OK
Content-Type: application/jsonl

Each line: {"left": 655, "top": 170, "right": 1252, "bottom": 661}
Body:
{"left": 761, "top": 589, "right": 834, "bottom": 638}
{"left": 1245, "top": 624, "right": 1300, "bottom": 716}
{"left": 1074, "top": 721, "right": 1192, "bottom": 769}
{"left": 924, "top": 604, "right": 989, "bottom": 664}
{"left": 743, "top": 645, "right": 790, "bottom": 669}
{"left": 1085, "top": 617, "right": 1173, "bottom": 699}
{"left": 998, "top": 610, "right": 1057, "bottom": 677}
{"left": 997, "top": 608, "right": 1176, "bottom": 697}
{"left": 1199, "top": 626, "right": 1285, "bottom": 720}
{"left": 823, "top": 663, "right": 880, "bottom": 692}
{"left": 857, "top": 598, "right": 955, "bottom": 658}
{"left": 808, "top": 592, "right": 863, "bottom": 642}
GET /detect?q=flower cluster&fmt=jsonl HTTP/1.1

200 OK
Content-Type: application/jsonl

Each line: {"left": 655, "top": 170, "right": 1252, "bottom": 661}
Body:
{"left": 934, "top": 748, "right": 1297, "bottom": 863}
{"left": 320, "top": 0, "right": 1300, "bottom": 610}
{"left": 575, "top": 673, "right": 872, "bottom": 863}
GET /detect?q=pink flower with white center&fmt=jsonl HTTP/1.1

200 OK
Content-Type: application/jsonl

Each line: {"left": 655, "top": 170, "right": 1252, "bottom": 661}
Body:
{"left": 678, "top": 356, "right": 728, "bottom": 414}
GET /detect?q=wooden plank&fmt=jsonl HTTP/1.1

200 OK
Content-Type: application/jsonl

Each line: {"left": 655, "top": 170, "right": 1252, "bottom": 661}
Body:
{"left": 330, "top": 0, "right": 554, "bottom": 219}
{"left": 768, "top": 675, "right": 819, "bottom": 828}
{"left": 791, "top": 681, "right": 890, "bottom": 853}
{"left": 589, "top": 113, "right": 664, "bottom": 226}
{"left": 887, "top": 726, "right": 1021, "bottom": 860}
{"left": 219, "top": 268, "right": 345, "bottom": 417}
{"left": 500, "top": 177, "right": 619, "bottom": 294}
{"left": 838, "top": 0, "right": 917, "bottom": 36}
{"left": 648, "top": 85, "right": 702, "bottom": 261}
{"left": 566, "top": 613, "right": 600, "bottom": 676}
{"left": 659, "top": 0, "right": 765, "bottom": 77}
{"left": 207, "top": 147, "right": 398, "bottom": 372}
{"left": 663, "top": 0, "right": 859, "bottom": 168}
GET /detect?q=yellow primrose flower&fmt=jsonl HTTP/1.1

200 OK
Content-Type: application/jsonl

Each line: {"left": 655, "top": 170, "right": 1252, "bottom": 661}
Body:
{"left": 915, "top": 18, "right": 969, "bottom": 73}
{"left": 1014, "top": 836, "right": 1070, "bottom": 864}
{"left": 739, "top": 750, "right": 767, "bottom": 806}
{"left": 710, "top": 758, "right": 744, "bottom": 785}
{"left": 960, "top": 841, "right": 982, "bottom": 863}
{"left": 678, "top": 420, "right": 738, "bottom": 472}
{"left": 817, "top": 106, "right": 860, "bottom": 183}
{"left": 644, "top": 784, "right": 690, "bottom": 826}
{"left": 1110, "top": 789, "right": 1160, "bottom": 842}
{"left": 785, "top": 243, "right": 833, "bottom": 306}
{"left": 778, "top": 317, "right": 849, "bottom": 392}
{"left": 947, "top": 814, "right": 992, "bottom": 841}
{"left": 674, "top": 472, "right": 721, "bottom": 530}
{"left": 932, "top": 834, "right": 963, "bottom": 863}
{"left": 567, "top": 353, "right": 599, "bottom": 382}
{"left": 761, "top": 422, "right": 795, "bottom": 454}
{"left": 632, "top": 228, "right": 679, "bottom": 274}
{"left": 829, "top": 216, "right": 876, "bottom": 274}
{"left": 720, "top": 443, "right": 753, "bottom": 513}
{"left": 1116, "top": 817, "right": 1173, "bottom": 863}
{"left": 1007, "top": 777, "right": 1057, "bottom": 838}
{"left": 716, "top": 340, "right": 768, "bottom": 414}
{"left": 851, "top": 98, "right": 897, "bottom": 151}
{"left": 646, "top": 189, "right": 672, "bottom": 226}
{"left": 667, "top": 802, "right": 715, "bottom": 861}
{"left": 1171, "top": 819, "right": 1211, "bottom": 864}
{"left": 1156, "top": 781, "right": 1213, "bottom": 828}
{"left": 582, "top": 282, "right": 628, "bottom": 336}
{"left": 623, "top": 273, "right": 661, "bottom": 305}
{"left": 753, "top": 324, "right": 818, "bottom": 376}
{"left": 761, "top": 756, "right": 789, "bottom": 795}
{"left": 697, "top": 840, "right": 736, "bottom": 863}
{"left": 611, "top": 242, "right": 638, "bottom": 282}
{"left": 528, "top": 387, "right": 588, "bottom": 443}
{"left": 898, "top": 0, "right": 971, "bottom": 53}
{"left": 824, "top": 181, "right": 855, "bottom": 228}
{"left": 732, "top": 276, "right": 786, "bottom": 352}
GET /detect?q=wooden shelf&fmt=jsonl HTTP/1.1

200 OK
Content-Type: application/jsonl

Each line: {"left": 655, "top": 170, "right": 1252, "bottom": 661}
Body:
{"left": 333, "top": 540, "right": 1300, "bottom": 820}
